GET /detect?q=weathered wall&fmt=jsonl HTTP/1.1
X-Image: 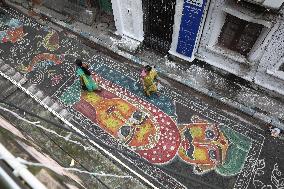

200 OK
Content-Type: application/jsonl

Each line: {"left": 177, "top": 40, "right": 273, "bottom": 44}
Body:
{"left": 254, "top": 17, "right": 284, "bottom": 95}
{"left": 196, "top": 0, "right": 284, "bottom": 96}
{"left": 197, "top": 0, "right": 258, "bottom": 81}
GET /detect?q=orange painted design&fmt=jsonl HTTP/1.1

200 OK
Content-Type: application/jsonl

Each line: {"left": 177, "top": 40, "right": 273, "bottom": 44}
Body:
{"left": 28, "top": 53, "right": 63, "bottom": 72}
{"left": 2, "top": 27, "right": 25, "bottom": 43}
{"left": 89, "top": 97, "right": 136, "bottom": 136}
{"left": 81, "top": 92, "right": 158, "bottom": 148}
{"left": 74, "top": 74, "right": 181, "bottom": 164}
{"left": 128, "top": 118, "right": 157, "bottom": 147}
{"left": 178, "top": 117, "right": 229, "bottom": 171}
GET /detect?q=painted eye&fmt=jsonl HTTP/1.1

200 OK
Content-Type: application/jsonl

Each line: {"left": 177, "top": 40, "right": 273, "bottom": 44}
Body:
{"left": 205, "top": 129, "right": 215, "bottom": 140}
{"left": 132, "top": 111, "right": 143, "bottom": 121}
{"left": 130, "top": 111, "right": 145, "bottom": 125}
{"left": 119, "top": 125, "right": 131, "bottom": 138}
{"left": 209, "top": 149, "right": 217, "bottom": 160}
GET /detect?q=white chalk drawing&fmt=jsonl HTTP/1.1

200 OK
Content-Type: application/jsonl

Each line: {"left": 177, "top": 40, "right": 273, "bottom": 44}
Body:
{"left": 253, "top": 159, "right": 284, "bottom": 189}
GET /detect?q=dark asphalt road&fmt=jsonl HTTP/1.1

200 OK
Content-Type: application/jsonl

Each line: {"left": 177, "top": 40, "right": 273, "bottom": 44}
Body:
{"left": 0, "top": 7, "right": 284, "bottom": 189}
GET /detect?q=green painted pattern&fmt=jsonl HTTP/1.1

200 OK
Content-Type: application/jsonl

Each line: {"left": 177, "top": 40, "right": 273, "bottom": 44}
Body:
{"left": 59, "top": 80, "right": 81, "bottom": 106}
{"left": 216, "top": 126, "right": 252, "bottom": 176}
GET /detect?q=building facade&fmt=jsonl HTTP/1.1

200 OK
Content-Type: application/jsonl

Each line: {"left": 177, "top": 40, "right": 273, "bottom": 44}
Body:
{"left": 195, "top": 0, "right": 284, "bottom": 96}
{"left": 10, "top": 0, "right": 284, "bottom": 95}
{"left": 114, "top": 0, "right": 284, "bottom": 96}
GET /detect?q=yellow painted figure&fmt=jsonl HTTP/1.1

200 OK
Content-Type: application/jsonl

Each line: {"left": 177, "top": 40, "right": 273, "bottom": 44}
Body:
{"left": 141, "top": 65, "right": 159, "bottom": 96}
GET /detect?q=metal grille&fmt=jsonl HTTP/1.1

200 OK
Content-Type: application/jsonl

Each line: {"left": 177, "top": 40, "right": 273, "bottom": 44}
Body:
{"left": 142, "top": 0, "right": 176, "bottom": 54}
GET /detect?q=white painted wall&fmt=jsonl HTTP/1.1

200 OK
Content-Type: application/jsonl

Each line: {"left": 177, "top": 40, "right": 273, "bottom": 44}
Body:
{"left": 169, "top": 0, "right": 185, "bottom": 58}
{"left": 254, "top": 19, "right": 284, "bottom": 95}
{"left": 259, "top": 0, "right": 283, "bottom": 9}
{"left": 244, "top": 0, "right": 284, "bottom": 9}
{"left": 111, "top": 0, "right": 144, "bottom": 41}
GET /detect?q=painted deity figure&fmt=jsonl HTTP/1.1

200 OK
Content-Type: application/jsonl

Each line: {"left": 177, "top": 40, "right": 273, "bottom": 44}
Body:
{"left": 72, "top": 73, "right": 181, "bottom": 164}
{"left": 179, "top": 116, "right": 229, "bottom": 174}
{"left": 60, "top": 65, "right": 252, "bottom": 176}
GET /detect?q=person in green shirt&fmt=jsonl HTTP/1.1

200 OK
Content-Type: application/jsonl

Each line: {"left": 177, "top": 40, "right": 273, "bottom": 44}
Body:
{"left": 75, "top": 59, "right": 100, "bottom": 92}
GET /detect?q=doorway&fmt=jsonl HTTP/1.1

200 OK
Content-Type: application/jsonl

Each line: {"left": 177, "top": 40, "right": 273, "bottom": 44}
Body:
{"left": 142, "top": 0, "right": 176, "bottom": 54}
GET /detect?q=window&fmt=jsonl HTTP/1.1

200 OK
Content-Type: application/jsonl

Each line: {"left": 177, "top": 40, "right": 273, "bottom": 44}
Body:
{"left": 217, "top": 14, "right": 263, "bottom": 57}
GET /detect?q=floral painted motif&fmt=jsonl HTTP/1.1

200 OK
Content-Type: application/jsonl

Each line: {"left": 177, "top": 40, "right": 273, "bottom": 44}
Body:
{"left": 42, "top": 30, "right": 60, "bottom": 51}
{"left": 28, "top": 53, "right": 64, "bottom": 72}
{"left": 0, "top": 18, "right": 25, "bottom": 43}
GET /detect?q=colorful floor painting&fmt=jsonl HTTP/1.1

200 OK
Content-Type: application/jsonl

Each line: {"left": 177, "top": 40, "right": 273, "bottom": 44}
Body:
{"left": 58, "top": 56, "right": 259, "bottom": 184}
{"left": 0, "top": 8, "right": 275, "bottom": 189}
{"left": 0, "top": 18, "right": 25, "bottom": 43}
{"left": 0, "top": 9, "right": 88, "bottom": 96}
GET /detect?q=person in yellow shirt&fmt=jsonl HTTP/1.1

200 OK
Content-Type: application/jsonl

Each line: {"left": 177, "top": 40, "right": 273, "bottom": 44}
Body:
{"left": 140, "top": 65, "right": 159, "bottom": 97}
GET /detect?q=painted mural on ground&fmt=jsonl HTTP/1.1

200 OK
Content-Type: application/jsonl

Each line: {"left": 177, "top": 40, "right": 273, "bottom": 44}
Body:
{"left": 59, "top": 61, "right": 252, "bottom": 177}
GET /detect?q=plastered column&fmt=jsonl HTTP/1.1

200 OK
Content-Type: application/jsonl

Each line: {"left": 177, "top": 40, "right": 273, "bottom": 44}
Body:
{"left": 111, "top": 0, "right": 144, "bottom": 41}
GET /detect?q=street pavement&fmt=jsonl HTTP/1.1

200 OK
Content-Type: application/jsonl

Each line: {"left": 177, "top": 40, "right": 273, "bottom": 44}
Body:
{"left": 1, "top": 7, "right": 284, "bottom": 189}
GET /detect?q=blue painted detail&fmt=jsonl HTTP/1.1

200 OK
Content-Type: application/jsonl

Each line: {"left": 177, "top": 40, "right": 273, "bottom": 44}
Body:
{"left": 176, "top": 0, "right": 207, "bottom": 58}
{"left": 7, "top": 18, "right": 22, "bottom": 28}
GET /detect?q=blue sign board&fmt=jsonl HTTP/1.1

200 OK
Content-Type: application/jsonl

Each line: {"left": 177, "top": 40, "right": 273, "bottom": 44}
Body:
{"left": 176, "top": 0, "right": 207, "bottom": 59}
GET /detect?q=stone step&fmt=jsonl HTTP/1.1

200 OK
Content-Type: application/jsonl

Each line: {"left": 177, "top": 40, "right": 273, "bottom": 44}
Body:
{"left": 0, "top": 85, "right": 18, "bottom": 100}
{"left": 58, "top": 109, "right": 72, "bottom": 120}
{"left": 0, "top": 64, "right": 10, "bottom": 72}
{"left": 58, "top": 109, "right": 69, "bottom": 117}
{"left": 34, "top": 90, "right": 45, "bottom": 100}
{"left": 42, "top": 96, "right": 54, "bottom": 107}
{"left": 26, "top": 84, "right": 38, "bottom": 94}
{"left": 5, "top": 89, "right": 31, "bottom": 108}
{"left": 50, "top": 102, "right": 62, "bottom": 112}
{"left": 11, "top": 72, "right": 24, "bottom": 82}
{"left": 0, "top": 77, "right": 13, "bottom": 95}
{"left": 4, "top": 67, "right": 16, "bottom": 76}
{"left": 18, "top": 77, "right": 28, "bottom": 86}
{"left": 0, "top": 73, "right": 73, "bottom": 127}
{"left": 22, "top": 82, "right": 34, "bottom": 91}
